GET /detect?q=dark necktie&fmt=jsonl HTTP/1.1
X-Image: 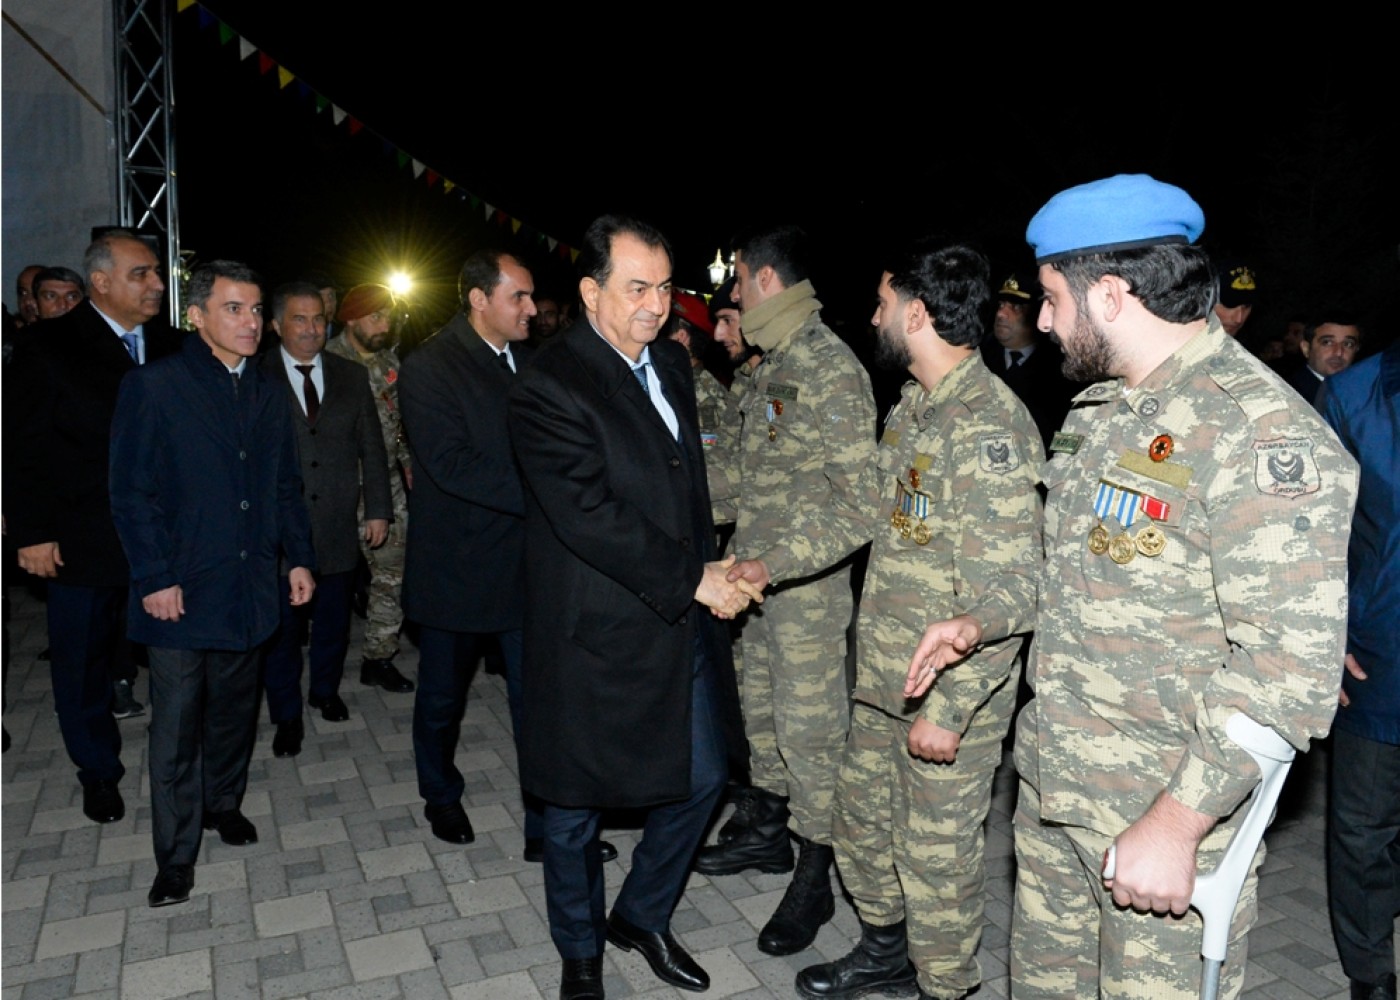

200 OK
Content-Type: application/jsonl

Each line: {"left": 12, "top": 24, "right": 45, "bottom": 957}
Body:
{"left": 295, "top": 364, "right": 320, "bottom": 423}
{"left": 1008, "top": 350, "right": 1025, "bottom": 369}
{"left": 632, "top": 363, "right": 649, "bottom": 393}
{"left": 497, "top": 351, "right": 514, "bottom": 375}
{"left": 230, "top": 370, "right": 240, "bottom": 398}
{"left": 120, "top": 332, "right": 140, "bottom": 362}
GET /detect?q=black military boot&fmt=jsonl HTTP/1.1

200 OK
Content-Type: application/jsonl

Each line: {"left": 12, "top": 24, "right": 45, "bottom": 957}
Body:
{"left": 758, "top": 834, "right": 836, "bottom": 955}
{"left": 716, "top": 785, "right": 760, "bottom": 845}
{"left": 795, "top": 917, "right": 919, "bottom": 998}
{"left": 695, "top": 790, "right": 794, "bottom": 876}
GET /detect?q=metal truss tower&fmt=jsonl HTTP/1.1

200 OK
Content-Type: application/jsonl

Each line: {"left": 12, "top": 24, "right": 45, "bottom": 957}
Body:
{"left": 113, "top": 0, "right": 181, "bottom": 323}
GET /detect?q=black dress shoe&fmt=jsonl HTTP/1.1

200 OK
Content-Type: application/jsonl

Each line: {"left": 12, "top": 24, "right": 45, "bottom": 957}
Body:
{"left": 605, "top": 912, "right": 708, "bottom": 992}
{"left": 203, "top": 809, "right": 258, "bottom": 846}
{"left": 307, "top": 692, "right": 349, "bottom": 722}
{"left": 559, "top": 956, "right": 604, "bottom": 1000}
{"left": 148, "top": 864, "right": 194, "bottom": 907}
{"left": 524, "top": 837, "right": 619, "bottom": 863}
{"left": 272, "top": 718, "right": 304, "bottom": 758}
{"left": 360, "top": 658, "right": 416, "bottom": 693}
{"left": 424, "top": 801, "right": 475, "bottom": 844}
{"left": 83, "top": 779, "right": 125, "bottom": 824}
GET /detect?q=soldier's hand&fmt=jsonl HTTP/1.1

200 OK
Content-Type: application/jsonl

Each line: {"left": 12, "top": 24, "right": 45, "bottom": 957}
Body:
{"left": 726, "top": 558, "right": 770, "bottom": 601}
{"left": 1339, "top": 652, "right": 1366, "bottom": 708}
{"left": 17, "top": 541, "right": 63, "bottom": 578}
{"left": 696, "top": 556, "right": 751, "bottom": 620}
{"left": 402, "top": 464, "right": 414, "bottom": 490}
{"left": 908, "top": 718, "right": 960, "bottom": 763}
{"left": 364, "top": 518, "right": 389, "bottom": 548}
{"left": 1103, "top": 792, "right": 1215, "bottom": 916}
{"left": 143, "top": 585, "right": 185, "bottom": 621}
{"left": 904, "top": 615, "right": 982, "bottom": 699}
{"left": 288, "top": 568, "right": 316, "bottom": 606}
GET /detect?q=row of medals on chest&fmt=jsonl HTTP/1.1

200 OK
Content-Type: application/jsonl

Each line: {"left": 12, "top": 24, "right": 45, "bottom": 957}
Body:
{"left": 1088, "top": 432, "right": 1174, "bottom": 564}
{"left": 886, "top": 434, "right": 1176, "bottom": 559}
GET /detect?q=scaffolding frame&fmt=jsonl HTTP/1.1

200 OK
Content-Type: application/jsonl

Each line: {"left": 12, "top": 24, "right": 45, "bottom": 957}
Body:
{"left": 112, "top": 0, "right": 180, "bottom": 323}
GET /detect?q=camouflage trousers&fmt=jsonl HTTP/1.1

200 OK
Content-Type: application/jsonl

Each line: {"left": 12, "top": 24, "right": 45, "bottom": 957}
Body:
{"left": 833, "top": 696, "right": 1011, "bottom": 1000}
{"left": 1011, "top": 777, "right": 1260, "bottom": 999}
{"left": 738, "top": 568, "right": 852, "bottom": 843}
{"left": 358, "top": 481, "right": 406, "bottom": 661}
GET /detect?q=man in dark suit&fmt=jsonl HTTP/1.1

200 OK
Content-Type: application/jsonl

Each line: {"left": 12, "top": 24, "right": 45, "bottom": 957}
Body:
{"left": 110, "top": 260, "right": 316, "bottom": 908}
{"left": 979, "top": 270, "right": 1081, "bottom": 455}
{"left": 397, "top": 250, "right": 543, "bottom": 847}
{"left": 7, "top": 229, "right": 178, "bottom": 824}
{"left": 261, "top": 282, "right": 392, "bottom": 756}
{"left": 508, "top": 216, "right": 760, "bottom": 1000}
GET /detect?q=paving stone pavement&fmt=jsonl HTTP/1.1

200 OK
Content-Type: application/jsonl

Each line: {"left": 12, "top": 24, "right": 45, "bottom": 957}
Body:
{"left": 3, "top": 586, "right": 1389, "bottom": 999}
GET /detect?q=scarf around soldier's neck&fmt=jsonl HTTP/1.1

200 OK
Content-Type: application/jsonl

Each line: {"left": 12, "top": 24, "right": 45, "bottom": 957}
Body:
{"left": 740, "top": 279, "right": 822, "bottom": 353}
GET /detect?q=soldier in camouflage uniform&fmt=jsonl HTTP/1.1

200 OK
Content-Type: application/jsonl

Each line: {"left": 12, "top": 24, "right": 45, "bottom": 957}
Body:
{"left": 698, "top": 225, "right": 878, "bottom": 956}
{"left": 908, "top": 175, "right": 1359, "bottom": 1000}
{"left": 324, "top": 284, "right": 416, "bottom": 694}
{"left": 793, "top": 245, "right": 1043, "bottom": 1000}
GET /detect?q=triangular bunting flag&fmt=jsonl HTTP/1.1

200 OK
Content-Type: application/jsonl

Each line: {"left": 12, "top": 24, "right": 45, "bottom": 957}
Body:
{"left": 511, "top": 218, "right": 522, "bottom": 234}
{"left": 332, "top": 106, "right": 346, "bottom": 125}
{"left": 547, "top": 237, "right": 557, "bottom": 251}
{"left": 347, "top": 117, "right": 363, "bottom": 135}
{"left": 217, "top": 23, "right": 234, "bottom": 45}
{"left": 411, "top": 160, "right": 424, "bottom": 178}
{"left": 569, "top": 248, "right": 580, "bottom": 263}
{"left": 443, "top": 180, "right": 455, "bottom": 194}
{"left": 196, "top": 7, "right": 214, "bottom": 29}
{"left": 314, "top": 95, "right": 328, "bottom": 113}
{"left": 277, "top": 67, "right": 294, "bottom": 89}
{"left": 296, "top": 81, "right": 312, "bottom": 100}
{"left": 426, "top": 170, "right": 439, "bottom": 187}
{"left": 396, "top": 150, "right": 409, "bottom": 169}
{"left": 239, "top": 38, "right": 255, "bottom": 60}
{"left": 494, "top": 209, "right": 507, "bottom": 226}
{"left": 484, "top": 203, "right": 495, "bottom": 221}
{"left": 258, "top": 53, "right": 275, "bottom": 75}
{"left": 177, "top": 0, "right": 196, "bottom": 12}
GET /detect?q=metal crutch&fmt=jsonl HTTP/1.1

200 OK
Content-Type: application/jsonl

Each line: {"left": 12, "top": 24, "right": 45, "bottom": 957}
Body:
{"left": 1103, "top": 713, "right": 1298, "bottom": 1000}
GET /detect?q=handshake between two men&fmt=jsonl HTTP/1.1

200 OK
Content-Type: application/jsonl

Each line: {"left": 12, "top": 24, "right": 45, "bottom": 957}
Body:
{"left": 694, "top": 556, "right": 772, "bottom": 620}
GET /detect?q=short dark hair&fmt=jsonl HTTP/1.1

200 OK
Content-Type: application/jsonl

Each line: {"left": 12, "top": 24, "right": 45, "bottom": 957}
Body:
{"left": 82, "top": 229, "right": 149, "bottom": 279}
{"left": 271, "top": 281, "right": 324, "bottom": 322}
{"left": 187, "top": 260, "right": 263, "bottom": 310}
{"left": 1051, "top": 243, "right": 1216, "bottom": 324}
{"left": 458, "top": 249, "right": 513, "bottom": 308}
{"left": 1302, "top": 315, "right": 1362, "bottom": 343}
{"left": 886, "top": 243, "right": 991, "bottom": 348}
{"left": 732, "top": 224, "right": 810, "bottom": 286}
{"left": 578, "top": 215, "right": 672, "bottom": 288}
{"left": 33, "top": 266, "right": 86, "bottom": 295}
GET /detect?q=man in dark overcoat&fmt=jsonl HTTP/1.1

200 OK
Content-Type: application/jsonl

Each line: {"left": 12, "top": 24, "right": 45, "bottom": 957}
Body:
{"left": 110, "top": 261, "right": 316, "bottom": 908}
{"left": 7, "top": 229, "right": 179, "bottom": 824}
{"left": 508, "top": 215, "right": 758, "bottom": 1000}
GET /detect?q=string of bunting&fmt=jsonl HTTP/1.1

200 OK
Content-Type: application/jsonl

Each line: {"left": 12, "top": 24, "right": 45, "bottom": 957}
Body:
{"left": 177, "top": 0, "right": 579, "bottom": 262}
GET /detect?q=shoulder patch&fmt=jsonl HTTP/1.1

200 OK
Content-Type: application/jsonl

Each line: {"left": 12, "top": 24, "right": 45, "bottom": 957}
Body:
{"left": 979, "top": 433, "right": 1020, "bottom": 475}
{"left": 1253, "top": 438, "right": 1322, "bottom": 498}
{"left": 1211, "top": 365, "right": 1289, "bottom": 423}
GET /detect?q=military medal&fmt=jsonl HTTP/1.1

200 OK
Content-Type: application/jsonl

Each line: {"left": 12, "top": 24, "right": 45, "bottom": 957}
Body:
{"left": 1135, "top": 524, "right": 1167, "bottom": 557}
{"left": 772, "top": 399, "right": 784, "bottom": 416}
{"left": 908, "top": 468, "right": 921, "bottom": 490}
{"left": 1149, "top": 434, "right": 1174, "bottom": 462}
{"left": 767, "top": 426, "right": 777, "bottom": 442}
{"left": 911, "top": 522, "right": 932, "bottom": 546}
{"left": 1087, "top": 524, "right": 1110, "bottom": 554}
{"left": 1108, "top": 533, "right": 1137, "bottom": 564}
{"left": 893, "top": 478, "right": 931, "bottom": 543}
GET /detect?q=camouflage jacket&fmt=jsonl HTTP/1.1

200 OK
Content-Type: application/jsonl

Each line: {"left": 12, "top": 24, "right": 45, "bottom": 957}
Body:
{"left": 324, "top": 332, "right": 410, "bottom": 472}
{"left": 1009, "top": 320, "right": 1358, "bottom": 838}
{"left": 856, "top": 356, "right": 1043, "bottom": 729}
{"left": 707, "top": 300, "right": 877, "bottom": 584}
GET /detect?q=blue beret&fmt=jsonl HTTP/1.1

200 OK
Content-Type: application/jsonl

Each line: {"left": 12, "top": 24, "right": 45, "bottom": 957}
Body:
{"left": 1026, "top": 174, "right": 1205, "bottom": 265}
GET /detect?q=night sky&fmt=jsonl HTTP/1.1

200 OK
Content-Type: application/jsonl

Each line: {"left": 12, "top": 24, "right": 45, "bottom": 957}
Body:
{"left": 175, "top": 5, "right": 1398, "bottom": 349}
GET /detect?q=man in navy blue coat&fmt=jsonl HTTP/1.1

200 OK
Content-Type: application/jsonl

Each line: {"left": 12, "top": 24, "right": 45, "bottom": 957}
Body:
{"left": 1320, "top": 341, "right": 1400, "bottom": 1000}
{"left": 110, "top": 260, "right": 315, "bottom": 908}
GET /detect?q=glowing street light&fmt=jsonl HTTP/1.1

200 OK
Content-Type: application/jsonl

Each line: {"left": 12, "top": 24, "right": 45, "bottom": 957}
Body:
{"left": 387, "top": 271, "right": 413, "bottom": 296}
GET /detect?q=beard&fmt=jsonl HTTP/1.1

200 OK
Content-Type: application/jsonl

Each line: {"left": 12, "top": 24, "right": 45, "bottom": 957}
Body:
{"left": 1057, "top": 311, "right": 1116, "bottom": 382}
{"left": 874, "top": 320, "right": 912, "bottom": 371}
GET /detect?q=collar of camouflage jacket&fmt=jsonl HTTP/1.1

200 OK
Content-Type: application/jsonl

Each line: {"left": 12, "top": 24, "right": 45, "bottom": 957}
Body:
{"left": 741, "top": 279, "right": 822, "bottom": 353}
